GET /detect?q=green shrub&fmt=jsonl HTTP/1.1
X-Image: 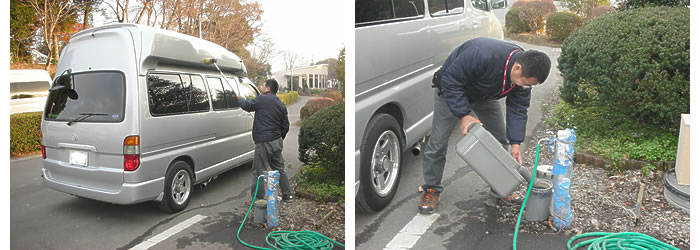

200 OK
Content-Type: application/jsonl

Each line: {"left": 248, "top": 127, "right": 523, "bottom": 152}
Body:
{"left": 505, "top": 8, "right": 530, "bottom": 33}
{"left": 276, "top": 91, "right": 299, "bottom": 105}
{"left": 558, "top": 7, "right": 689, "bottom": 131}
{"left": 10, "top": 112, "right": 42, "bottom": 155}
{"left": 546, "top": 12, "right": 583, "bottom": 41}
{"left": 616, "top": 0, "right": 689, "bottom": 10}
{"left": 298, "top": 103, "right": 344, "bottom": 184}
{"left": 310, "top": 89, "right": 321, "bottom": 96}
{"left": 546, "top": 101, "right": 677, "bottom": 162}
{"left": 518, "top": 1, "right": 557, "bottom": 33}
{"left": 300, "top": 97, "right": 336, "bottom": 121}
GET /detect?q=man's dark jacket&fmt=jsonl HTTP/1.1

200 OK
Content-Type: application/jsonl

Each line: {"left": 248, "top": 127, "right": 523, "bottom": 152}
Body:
{"left": 441, "top": 37, "right": 530, "bottom": 145}
{"left": 238, "top": 91, "right": 290, "bottom": 144}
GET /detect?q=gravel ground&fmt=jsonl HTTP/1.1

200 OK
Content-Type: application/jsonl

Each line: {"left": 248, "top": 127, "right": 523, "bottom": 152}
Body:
{"left": 238, "top": 197, "right": 345, "bottom": 245}
{"left": 494, "top": 96, "right": 690, "bottom": 248}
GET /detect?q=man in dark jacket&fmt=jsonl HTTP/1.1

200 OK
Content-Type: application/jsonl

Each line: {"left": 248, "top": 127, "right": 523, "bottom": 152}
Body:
{"left": 237, "top": 79, "right": 293, "bottom": 202}
{"left": 419, "top": 37, "right": 551, "bottom": 214}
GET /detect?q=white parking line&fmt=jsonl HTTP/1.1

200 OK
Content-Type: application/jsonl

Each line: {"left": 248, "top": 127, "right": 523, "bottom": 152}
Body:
{"left": 384, "top": 213, "right": 440, "bottom": 250}
{"left": 129, "top": 214, "right": 207, "bottom": 250}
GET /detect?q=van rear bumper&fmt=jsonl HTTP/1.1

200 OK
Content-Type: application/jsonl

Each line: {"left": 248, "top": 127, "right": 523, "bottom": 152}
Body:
{"left": 41, "top": 168, "right": 164, "bottom": 205}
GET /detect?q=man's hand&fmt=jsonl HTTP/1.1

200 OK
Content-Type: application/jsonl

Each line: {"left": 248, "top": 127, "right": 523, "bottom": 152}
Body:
{"left": 459, "top": 115, "right": 481, "bottom": 136}
{"left": 510, "top": 144, "right": 523, "bottom": 165}
{"left": 236, "top": 96, "right": 244, "bottom": 100}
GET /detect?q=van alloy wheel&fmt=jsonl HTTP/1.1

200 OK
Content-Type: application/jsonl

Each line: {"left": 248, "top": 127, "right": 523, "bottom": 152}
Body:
{"left": 357, "top": 113, "right": 403, "bottom": 213}
{"left": 171, "top": 169, "right": 191, "bottom": 206}
{"left": 371, "top": 130, "right": 400, "bottom": 196}
{"left": 159, "top": 161, "right": 193, "bottom": 213}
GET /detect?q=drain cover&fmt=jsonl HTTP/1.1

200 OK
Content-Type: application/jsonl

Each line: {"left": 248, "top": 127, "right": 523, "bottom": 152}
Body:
{"left": 663, "top": 168, "right": 689, "bottom": 212}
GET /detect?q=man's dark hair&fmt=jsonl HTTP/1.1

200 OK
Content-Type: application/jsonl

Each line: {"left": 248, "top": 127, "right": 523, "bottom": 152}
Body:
{"left": 516, "top": 50, "right": 551, "bottom": 84}
{"left": 265, "top": 79, "right": 279, "bottom": 94}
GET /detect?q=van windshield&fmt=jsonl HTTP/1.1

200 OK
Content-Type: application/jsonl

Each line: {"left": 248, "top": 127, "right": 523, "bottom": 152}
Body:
{"left": 44, "top": 71, "right": 125, "bottom": 123}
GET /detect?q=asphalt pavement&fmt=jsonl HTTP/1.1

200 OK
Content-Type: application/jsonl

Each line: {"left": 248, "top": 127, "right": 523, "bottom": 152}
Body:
{"left": 10, "top": 95, "right": 312, "bottom": 249}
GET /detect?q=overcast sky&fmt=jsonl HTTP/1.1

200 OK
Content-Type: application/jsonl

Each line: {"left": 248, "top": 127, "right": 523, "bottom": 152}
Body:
{"left": 95, "top": 1, "right": 346, "bottom": 74}
{"left": 255, "top": 0, "right": 346, "bottom": 73}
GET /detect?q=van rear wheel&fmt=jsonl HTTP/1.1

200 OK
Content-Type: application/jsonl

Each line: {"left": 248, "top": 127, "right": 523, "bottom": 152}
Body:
{"left": 158, "top": 161, "right": 193, "bottom": 213}
{"left": 357, "top": 114, "right": 402, "bottom": 213}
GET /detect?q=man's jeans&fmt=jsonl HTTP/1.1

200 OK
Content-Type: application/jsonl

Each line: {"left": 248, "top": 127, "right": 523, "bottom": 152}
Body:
{"left": 250, "top": 137, "right": 291, "bottom": 199}
{"left": 422, "top": 90, "right": 509, "bottom": 193}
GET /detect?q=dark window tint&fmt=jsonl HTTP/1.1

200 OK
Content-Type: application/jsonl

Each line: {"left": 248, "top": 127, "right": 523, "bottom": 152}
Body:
{"left": 428, "top": 0, "right": 448, "bottom": 15}
{"left": 356, "top": 1, "right": 393, "bottom": 23}
{"left": 185, "top": 75, "right": 210, "bottom": 112}
{"left": 147, "top": 74, "right": 189, "bottom": 115}
{"left": 45, "top": 71, "right": 125, "bottom": 122}
{"left": 429, "top": 0, "right": 464, "bottom": 15}
{"left": 356, "top": 0, "right": 425, "bottom": 24}
{"left": 222, "top": 78, "right": 240, "bottom": 108}
{"left": 207, "top": 77, "right": 227, "bottom": 110}
{"left": 394, "top": 0, "right": 425, "bottom": 18}
{"left": 447, "top": 0, "right": 464, "bottom": 13}
{"left": 472, "top": 0, "right": 489, "bottom": 11}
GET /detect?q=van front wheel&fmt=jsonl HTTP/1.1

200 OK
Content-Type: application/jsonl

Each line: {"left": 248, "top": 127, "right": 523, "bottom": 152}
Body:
{"left": 158, "top": 161, "right": 193, "bottom": 213}
{"left": 357, "top": 114, "right": 402, "bottom": 212}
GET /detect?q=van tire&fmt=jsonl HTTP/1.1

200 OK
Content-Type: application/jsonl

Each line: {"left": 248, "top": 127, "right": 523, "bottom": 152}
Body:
{"left": 357, "top": 113, "right": 403, "bottom": 213}
{"left": 158, "top": 161, "right": 194, "bottom": 213}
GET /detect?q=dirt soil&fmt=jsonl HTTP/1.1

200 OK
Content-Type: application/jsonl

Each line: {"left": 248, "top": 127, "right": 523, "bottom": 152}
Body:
{"left": 494, "top": 92, "right": 690, "bottom": 248}
{"left": 238, "top": 194, "right": 345, "bottom": 246}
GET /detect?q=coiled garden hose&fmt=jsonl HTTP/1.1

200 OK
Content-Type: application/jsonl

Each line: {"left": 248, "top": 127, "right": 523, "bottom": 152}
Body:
{"left": 567, "top": 232, "right": 679, "bottom": 250}
{"left": 512, "top": 143, "right": 678, "bottom": 250}
{"left": 236, "top": 176, "right": 345, "bottom": 249}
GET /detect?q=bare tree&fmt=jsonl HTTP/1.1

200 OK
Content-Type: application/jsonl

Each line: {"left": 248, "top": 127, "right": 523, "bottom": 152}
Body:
{"left": 27, "top": 0, "right": 78, "bottom": 69}
{"left": 283, "top": 50, "right": 301, "bottom": 71}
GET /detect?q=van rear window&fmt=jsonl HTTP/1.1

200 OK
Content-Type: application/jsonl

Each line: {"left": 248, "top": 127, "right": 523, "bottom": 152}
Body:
{"left": 44, "top": 71, "right": 125, "bottom": 122}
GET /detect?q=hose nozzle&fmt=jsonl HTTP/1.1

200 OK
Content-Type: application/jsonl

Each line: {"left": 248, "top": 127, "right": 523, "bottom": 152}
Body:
{"left": 203, "top": 58, "right": 217, "bottom": 64}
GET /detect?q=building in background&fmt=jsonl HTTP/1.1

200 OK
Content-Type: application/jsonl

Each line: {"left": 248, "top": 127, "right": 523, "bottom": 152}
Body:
{"left": 273, "top": 63, "right": 338, "bottom": 91}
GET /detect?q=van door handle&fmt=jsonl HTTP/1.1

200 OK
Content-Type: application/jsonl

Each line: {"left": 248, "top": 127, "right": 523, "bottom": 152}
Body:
{"left": 473, "top": 20, "right": 479, "bottom": 26}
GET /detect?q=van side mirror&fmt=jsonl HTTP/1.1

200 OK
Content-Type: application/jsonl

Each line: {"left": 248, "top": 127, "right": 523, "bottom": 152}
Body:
{"left": 492, "top": 0, "right": 507, "bottom": 9}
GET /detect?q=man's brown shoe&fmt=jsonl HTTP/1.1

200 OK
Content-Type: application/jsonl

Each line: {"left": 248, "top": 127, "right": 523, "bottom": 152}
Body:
{"left": 418, "top": 187, "right": 440, "bottom": 214}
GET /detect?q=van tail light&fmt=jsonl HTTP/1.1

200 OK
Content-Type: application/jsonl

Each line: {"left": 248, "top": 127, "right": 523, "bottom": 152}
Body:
{"left": 123, "top": 135, "right": 140, "bottom": 171}
{"left": 40, "top": 131, "right": 46, "bottom": 159}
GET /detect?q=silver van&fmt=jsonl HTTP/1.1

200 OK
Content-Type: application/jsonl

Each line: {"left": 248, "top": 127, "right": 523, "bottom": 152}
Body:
{"left": 355, "top": 0, "right": 507, "bottom": 212}
{"left": 41, "top": 24, "right": 259, "bottom": 213}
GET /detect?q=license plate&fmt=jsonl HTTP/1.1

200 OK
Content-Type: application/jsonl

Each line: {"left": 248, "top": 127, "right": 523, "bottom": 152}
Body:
{"left": 69, "top": 150, "right": 88, "bottom": 166}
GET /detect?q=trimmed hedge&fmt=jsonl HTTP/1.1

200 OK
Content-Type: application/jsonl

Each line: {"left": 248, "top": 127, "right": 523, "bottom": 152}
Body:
{"left": 276, "top": 91, "right": 299, "bottom": 106}
{"left": 505, "top": 8, "right": 530, "bottom": 33}
{"left": 558, "top": 7, "right": 689, "bottom": 131}
{"left": 10, "top": 112, "right": 42, "bottom": 155}
{"left": 298, "top": 103, "right": 344, "bottom": 184}
{"left": 546, "top": 12, "right": 583, "bottom": 41}
{"left": 300, "top": 97, "right": 336, "bottom": 121}
{"left": 321, "top": 89, "right": 343, "bottom": 103}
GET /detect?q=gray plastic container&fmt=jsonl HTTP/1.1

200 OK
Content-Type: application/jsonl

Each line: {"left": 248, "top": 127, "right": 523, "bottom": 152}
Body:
{"left": 525, "top": 179, "right": 553, "bottom": 221}
{"left": 455, "top": 123, "right": 527, "bottom": 198}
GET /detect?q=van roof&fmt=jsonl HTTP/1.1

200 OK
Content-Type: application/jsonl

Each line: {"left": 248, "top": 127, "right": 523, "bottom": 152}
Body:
{"left": 72, "top": 24, "right": 246, "bottom": 75}
{"left": 10, "top": 69, "right": 52, "bottom": 83}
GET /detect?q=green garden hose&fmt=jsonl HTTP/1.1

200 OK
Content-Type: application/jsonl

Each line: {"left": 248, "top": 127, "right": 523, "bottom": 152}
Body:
{"left": 512, "top": 142, "right": 678, "bottom": 250}
{"left": 236, "top": 176, "right": 345, "bottom": 250}
{"left": 567, "top": 232, "right": 679, "bottom": 250}
{"left": 513, "top": 143, "right": 541, "bottom": 250}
